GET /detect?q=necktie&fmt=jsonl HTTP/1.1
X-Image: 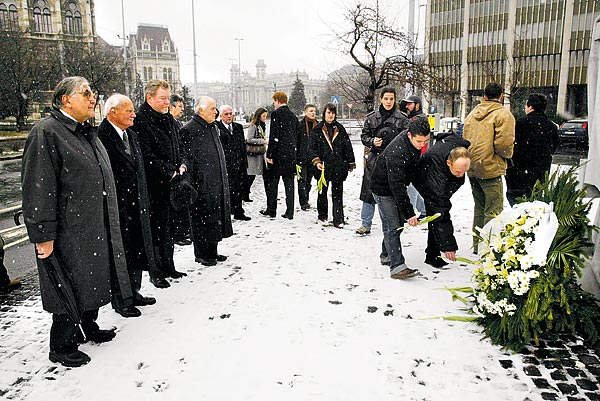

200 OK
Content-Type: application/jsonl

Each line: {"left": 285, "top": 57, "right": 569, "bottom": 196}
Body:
{"left": 122, "top": 131, "right": 131, "bottom": 155}
{"left": 228, "top": 124, "right": 233, "bottom": 133}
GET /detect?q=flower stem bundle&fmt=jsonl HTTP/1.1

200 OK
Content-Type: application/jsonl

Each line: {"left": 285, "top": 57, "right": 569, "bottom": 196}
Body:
{"left": 317, "top": 163, "right": 327, "bottom": 194}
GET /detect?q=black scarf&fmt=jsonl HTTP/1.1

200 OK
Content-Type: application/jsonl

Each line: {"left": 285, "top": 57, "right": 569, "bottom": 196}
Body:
{"left": 379, "top": 104, "right": 395, "bottom": 121}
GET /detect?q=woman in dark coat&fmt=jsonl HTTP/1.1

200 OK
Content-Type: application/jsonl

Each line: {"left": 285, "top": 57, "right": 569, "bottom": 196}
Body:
{"left": 21, "top": 77, "right": 131, "bottom": 367}
{"left": 309, "top": 103, "right": 356, "bottom": 228}
{"left": 246, "top": 107, "right": 268, "bottom": 193}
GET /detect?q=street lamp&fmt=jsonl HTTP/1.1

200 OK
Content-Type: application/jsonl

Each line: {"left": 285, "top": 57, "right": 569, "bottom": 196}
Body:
{"left": 234, "top": 37, "right": 243, "bottom": 116}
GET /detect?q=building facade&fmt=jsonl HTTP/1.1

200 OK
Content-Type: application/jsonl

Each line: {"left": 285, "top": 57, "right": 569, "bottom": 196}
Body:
{"left": 194, "top": 59, "right": 326, "bottom": 116}
{"left": 128, "top": 23, "right": 181, "bottom": 94}
{"left": 426, "top": 0, "right": 600, "bottom": 119}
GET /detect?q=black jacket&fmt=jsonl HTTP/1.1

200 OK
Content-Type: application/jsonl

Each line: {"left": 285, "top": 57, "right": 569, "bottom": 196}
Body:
{"left": 297, "top": 116, "right": 318, "bottom": 165}
{"left": 266, "top": 105, "right": 300, "bottom": 176}
{"left": 216, "top": 120, "right": 247, "bottom": 192}
{"left": 308, "top": 120, "right": 356, "bottom": 183}
{"left": 97, "top": 119, "right": 157, "bottom": 272}
{"left": 370, "top": 131, "right": 421, "bottom": 219}
{"left": 414, "top": 132, "right": 471, "bottom": 252}
{"left": 180, "top": 115, "right": 233, "bottom": 243}
{"left": 506, "top": 111, "right": 559, "bottom": 191}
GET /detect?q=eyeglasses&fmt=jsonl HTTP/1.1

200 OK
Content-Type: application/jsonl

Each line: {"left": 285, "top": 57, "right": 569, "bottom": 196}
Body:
{"left": 74, "top": 89, "right": 97, "bottom": 99}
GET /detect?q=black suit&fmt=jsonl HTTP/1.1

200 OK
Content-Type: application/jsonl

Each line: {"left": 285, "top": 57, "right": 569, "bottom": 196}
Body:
{"left": 98, "top": 119, "right": 158, "bottom": 305}
{"left": 132, "top": 102, "right": 184, "bottom": 278}
{"left": 217, "top": 120, "right": 247, "bottom": 217}
{"left": 265, "top": 105, "right": 300, "bottom": 216}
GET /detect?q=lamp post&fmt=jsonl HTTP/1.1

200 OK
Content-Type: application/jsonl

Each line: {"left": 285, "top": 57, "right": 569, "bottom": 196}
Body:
{"left": 191, "top": 0, "right": 198, "bottom": 99}
{"left": 120, "top": 0, "right": 130, "bottom": 96}
{"left": 234, "top": 37, "right": 243, "bottom": 116}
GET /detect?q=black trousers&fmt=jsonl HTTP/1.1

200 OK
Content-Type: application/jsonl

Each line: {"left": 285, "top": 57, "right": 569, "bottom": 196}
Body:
{"left": 297, "top": 162, "right": 315, "bottom": 207}
{"left": 0, "top": 245, "right": 10, "bottom": 287}
{"left": 317, "top": 180, "right": 344, "bottom": 225}
{"left": 193, "top": 240, "right": 218, "bottom": 260}
{"left": 243, "top": 174, "right": 255, "bottom": 200}
{"left": 230, "top": 183, "right": 245, "bottom": 217}
{"left": 149, "top": 194, "right": 176, "bottom": 278}
{"left": 265, "top": 172, "right": 295, "bottom": 216}
{"left": 171, "top": 207, "right": 191, "bottom": 242}
{"left": 50, "top": 309, "right": 100, "bottom": 353}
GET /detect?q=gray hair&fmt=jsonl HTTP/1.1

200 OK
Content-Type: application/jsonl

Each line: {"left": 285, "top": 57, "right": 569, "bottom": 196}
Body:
{"left": 219, "top": 104, "right": 233, "bottom": 114}
{"left": 144, "top": 79, "right": 170, "bottom": 98}
{"left": 103, "top": 94, "right": 131, "bottom": 116}
{"left": 195, "top": 96, "right": 215, "bottom": 113}
{"left": 52, "top": 76, "right": 89, "bottom": 109}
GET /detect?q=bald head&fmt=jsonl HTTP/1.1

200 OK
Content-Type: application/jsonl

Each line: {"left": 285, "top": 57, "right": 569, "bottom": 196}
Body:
{"left": 196, "top": 96, "right": 217, "bottom": 123}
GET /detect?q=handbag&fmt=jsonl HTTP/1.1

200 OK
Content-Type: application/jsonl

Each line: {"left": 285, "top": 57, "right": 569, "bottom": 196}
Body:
{"left": 246, "top": 143, "right": 266, "bottom": 155}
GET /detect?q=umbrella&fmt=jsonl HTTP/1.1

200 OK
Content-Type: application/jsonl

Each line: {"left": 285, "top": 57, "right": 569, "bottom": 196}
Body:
{"left": 40, "top": 254, "right": 86, "bottom": 341}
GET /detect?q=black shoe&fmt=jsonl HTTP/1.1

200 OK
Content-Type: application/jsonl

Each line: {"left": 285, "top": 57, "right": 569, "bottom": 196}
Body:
{"left": 281, "top": 214, "right": 293, "bottom": 220}
{"left": 234, "top": 214, "right": 252, "bottom": 221}
{"left": 115, "top": 305, "right": 142, "bottom": 318}
{"left": 133, "top": 296, "right": 156, "bottom": 306}
{"left": 85, "top": 327, "right": 117, "bottom": 343}
{"left": 195, "top": 257, "right": 217, "bottom": 266}
{"left": 169, "top": 270, "right": 188, "bottom": 278}
{"left": 215, "top": 254, "right": 228, "bottom": 262}
{"left": 150, "top": 277, "right": 171, "bottom": 288}
{"left": 300, "top": 204, "right": 310, "bottom": 211}
{"left": 260, "top": 210, "right": 276, "bottom": 218}
{"left": 49, "top": 350, "right": 91, "bottom": 368}
{"left": 175, "top": 238, "right": 192, "bottom": 246}
{"left": 424, "top": 256, "right": 449, "bottom": 268}
{"left": 0, "top": 278, "right": 22, "bottom": 293}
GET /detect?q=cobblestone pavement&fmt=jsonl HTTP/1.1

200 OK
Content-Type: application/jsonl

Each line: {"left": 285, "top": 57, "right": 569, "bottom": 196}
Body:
{"left": 0, "top": 273, "right": 599, "bottom": 400}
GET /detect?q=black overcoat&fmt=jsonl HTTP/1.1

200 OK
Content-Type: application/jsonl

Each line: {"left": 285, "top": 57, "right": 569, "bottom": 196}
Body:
{"left": 216, "top": 120, "right": 247, "bottom": 194}
{"left": 308, "top": 121, "right": 356, "bottom": 183}
{"left": 180, "top": 115, "right": 233, "bottom": 243}
{"left": 97, "top": 119, "right": 157, "bottom": 273}
{"left": 359, "top": 108, "right": 409, "bottom": 203}
{"left": 297, "top": 116, "right": 318, "bottom": 166}
{"left": 506, "top": 111, "right": 559, "bottom": 192}
{"left": 21, "top": 109, "right": 132, "bottom": 313}
{"left": 266, "top": 105, "right": 300, "bottom": 176}
{"left": 414, "top": 132, "right": 471, "bottom": 252}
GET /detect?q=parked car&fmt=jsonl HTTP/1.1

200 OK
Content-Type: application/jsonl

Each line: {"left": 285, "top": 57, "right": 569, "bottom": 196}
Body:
{"left": 558, "top": 119, "right": 588, "bottom": 149}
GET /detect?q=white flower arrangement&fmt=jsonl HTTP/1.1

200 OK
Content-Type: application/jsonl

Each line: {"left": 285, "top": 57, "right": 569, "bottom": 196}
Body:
{"left": 471, "top": 201, "right": 558, "bottom": 318}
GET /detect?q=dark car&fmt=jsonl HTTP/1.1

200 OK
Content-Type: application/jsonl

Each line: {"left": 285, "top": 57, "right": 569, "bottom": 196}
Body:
{"left": 558, "top": 119, "right": 588, "bottom": 149}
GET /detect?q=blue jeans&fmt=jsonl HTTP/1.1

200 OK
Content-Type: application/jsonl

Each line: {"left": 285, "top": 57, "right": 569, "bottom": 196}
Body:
{"left": 360, "top": 201, "right": 375, "bottom": 228}
{"left": 373, "top": 194, "right": 406, "bottom": 269}
{"left": 407, "top": 184, "right": 426, "bottom": 215}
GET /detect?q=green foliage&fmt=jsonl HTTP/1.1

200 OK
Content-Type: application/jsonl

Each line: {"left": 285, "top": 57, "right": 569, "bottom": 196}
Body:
{"left": 180, "top": 86, "right": 196, "bottom": 122}
{"left": 288, "top": 76, "right": 307, "bottom": 116}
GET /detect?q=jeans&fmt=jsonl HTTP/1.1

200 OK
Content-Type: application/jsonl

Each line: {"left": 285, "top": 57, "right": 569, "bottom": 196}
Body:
{"left": 407, "top": 184, "right": 426, "bottom": 215}
{"left": 470, "top": 176, "right": 504, "bottom": 249}
{"left": 373, "top": 194, "right": 406, "bottom": 269}
{"left": 360, "top": 201, "right": 375, "bottom": 228}
{"left": 297, "top": 162, "right": 314, "bottom": 207}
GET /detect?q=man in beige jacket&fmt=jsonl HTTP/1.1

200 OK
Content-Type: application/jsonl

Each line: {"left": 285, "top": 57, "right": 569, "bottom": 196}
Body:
{"left": 463, "top": 82, "right": 515, "bottom": 252}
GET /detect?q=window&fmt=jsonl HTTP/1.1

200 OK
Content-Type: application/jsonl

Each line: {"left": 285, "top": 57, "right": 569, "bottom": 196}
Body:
{"left": 143, "top": 67, "right": 148, "bottom": 81}
{"left": 73, "top": 11, "right": 81, "bottom": 34}
{"left": 162, "top": 40, "right": 169, "bottom": 52}
{"left": 148, "top": 67, "right": 153, "bottom": 80}
{"left": 42, "top": 7, "right": 51, "bottom": 32}
{"left": 65, "top": 10, "right": 72, "bottom": 33}
{"left": 0, "top": 4, "right": 8, "bottom": 30}
{"left": 8, "top": 4, "right": 17, "bottom": 28}
{"left": 33, "top": 7, "right": 42, "bottom": 31}
{"left": 163, "top": 67, "right": 167, "bottom": 80}
{"left": 168, "top": 68, "right": 172, "bottom": 81}
{"left": 142, "top": 39, "right": 150, "bottom": 50}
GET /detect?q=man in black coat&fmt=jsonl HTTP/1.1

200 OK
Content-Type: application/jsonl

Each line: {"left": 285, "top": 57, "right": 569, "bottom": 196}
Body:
{"left": 216, "top": 105, "right": 250, "bottom": 221}
{"left": 262, "top": 91, "right": 300, "bottom": 219}
{"left": 297, "top": 103, "right": 318, "bottom": 210}
{"left": 180, "top": 96, "right": 233, "bottom": 266}
{"left": 370, "top": 118, "right": 431, "bottom": 279}
{"left": 506, "top": 93, "right": 559, "bottom": 205}
{"left": 414, "top": 132, "right": 471, "bottom": 268}
{"left": 98, "top": 94, "right": 159, "bottom": 318}
{"left": 132, "top": 80, "right": 187, "bottom": 288}
{"left": 357, "top": 87, "right": 408, "bottom": 237}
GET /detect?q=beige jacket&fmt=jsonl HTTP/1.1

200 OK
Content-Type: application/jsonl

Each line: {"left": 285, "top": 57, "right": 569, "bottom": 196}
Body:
{"left": 463, "top": 100, "right": 515, "bottom": 179}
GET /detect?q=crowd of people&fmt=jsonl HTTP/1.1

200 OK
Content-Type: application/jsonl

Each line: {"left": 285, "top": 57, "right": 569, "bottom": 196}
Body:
{"left": 16, "top": 76, "right": 558, "bottom": 367}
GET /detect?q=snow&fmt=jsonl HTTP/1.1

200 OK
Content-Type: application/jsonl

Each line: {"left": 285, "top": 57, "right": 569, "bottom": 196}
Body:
{"left": 2, "top": 144, "right": 538, "bottom": 401}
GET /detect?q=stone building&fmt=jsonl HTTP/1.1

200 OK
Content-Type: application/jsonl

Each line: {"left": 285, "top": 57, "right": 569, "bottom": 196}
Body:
{"left": 128, "top": 23, "right": 181, "bottom": 94}
{"left": 425, "top": 0, "right": 600, "bottom": 119}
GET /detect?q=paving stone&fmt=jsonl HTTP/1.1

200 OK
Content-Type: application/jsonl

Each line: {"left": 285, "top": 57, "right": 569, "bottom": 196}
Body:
{"left": 543, "top": 360, "right": 562, "bottom": 369}
{"left": 584, "top": 392, "right": 600, "bottom": 401}
{"left": 566, "top": 368, "right": 586, "bottom": 378}
{"left": 577, "top": 354, "right": 600, "bottom": 366}
{"left": 532, "top": 378, "right": 552, "bottom": 389}
{"left": 535, "top": 349, "right": 555, "bottom": 359}
{"left": 575, "top": 379, "right": 598, "bottom": 391}
{"left": 557, "top": 383, "right": 578, "bottom": 395}
{"left": 550, "top": 370, "right": 568, "bottom": 381}
{"left": 540, "top": 393, "right": 559, "bottom": 400}
{"left": 571, "top": 345, "right": 589, "bottom": 354}
{"left": 524, "top": 365, "right": 542, "bottom": 377}
{"left": 524, "top": 356, "right": 540, "bottom": 365}
{"left": 566, "top": 397, "right": 586, "bottom": 401}
{"left": 499, "top": 359, "right": 514, "bottom": 369}
{"left": 587, "top": 365, "right": 600, "bottom": 377}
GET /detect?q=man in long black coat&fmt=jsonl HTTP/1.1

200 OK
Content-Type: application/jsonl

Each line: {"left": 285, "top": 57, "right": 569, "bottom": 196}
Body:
{"left": 414, "top": 132, "right": 471, "bottom": 268}
{"left": 132, "top": 80, "right": 187, "bottom": 288}
{"left": 216, "top": 105, "right": 250, "bottom": 221}
{"left": 262, "top": 91, "right": 300, "bottom": 219}
{"left": 506, "top": 93, "right": 559, "bottom": 205}
{"left": 22, "top": 77, "right": 130, "bottom": 367}
{"left": 98, "top": 94, "right": 159, "bottom": 318}
{"left": 180, "top": 96, "right": 233, "bottom": 266}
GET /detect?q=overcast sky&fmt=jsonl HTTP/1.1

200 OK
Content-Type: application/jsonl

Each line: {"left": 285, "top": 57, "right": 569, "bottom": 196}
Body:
{"left": 95, "top": 0, "right": 415, "bottom": 85}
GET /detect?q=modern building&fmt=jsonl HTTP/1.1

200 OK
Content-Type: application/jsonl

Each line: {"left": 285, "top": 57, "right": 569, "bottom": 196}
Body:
{"left": 128, "top": 23, "right": 181, "bottom": 94}
{"left": 194, "top": 59, "right": 326, "bottom": 116}
{"left": 425, "top": 0, "right": 600, "bottom": 119}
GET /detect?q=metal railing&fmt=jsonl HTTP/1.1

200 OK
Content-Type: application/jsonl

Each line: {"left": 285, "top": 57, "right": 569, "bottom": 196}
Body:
{"left": 0, "top": 204, "right": 29, "bottom": 250}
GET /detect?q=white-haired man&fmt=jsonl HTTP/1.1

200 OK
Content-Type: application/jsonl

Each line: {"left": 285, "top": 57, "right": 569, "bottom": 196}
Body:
{"left": 216, "top": 105, "right": 250, "bottom": 221}
{"left": 179, "top": 96, "right": 233, "bottom": 266}
{"left": 98, "top": 94, "right": 159, "bottom": 318}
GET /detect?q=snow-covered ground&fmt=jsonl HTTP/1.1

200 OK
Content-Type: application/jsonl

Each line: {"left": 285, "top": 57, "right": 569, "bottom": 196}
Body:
{"left": 1, "top": 144, "right": 540, "bottom": 401}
